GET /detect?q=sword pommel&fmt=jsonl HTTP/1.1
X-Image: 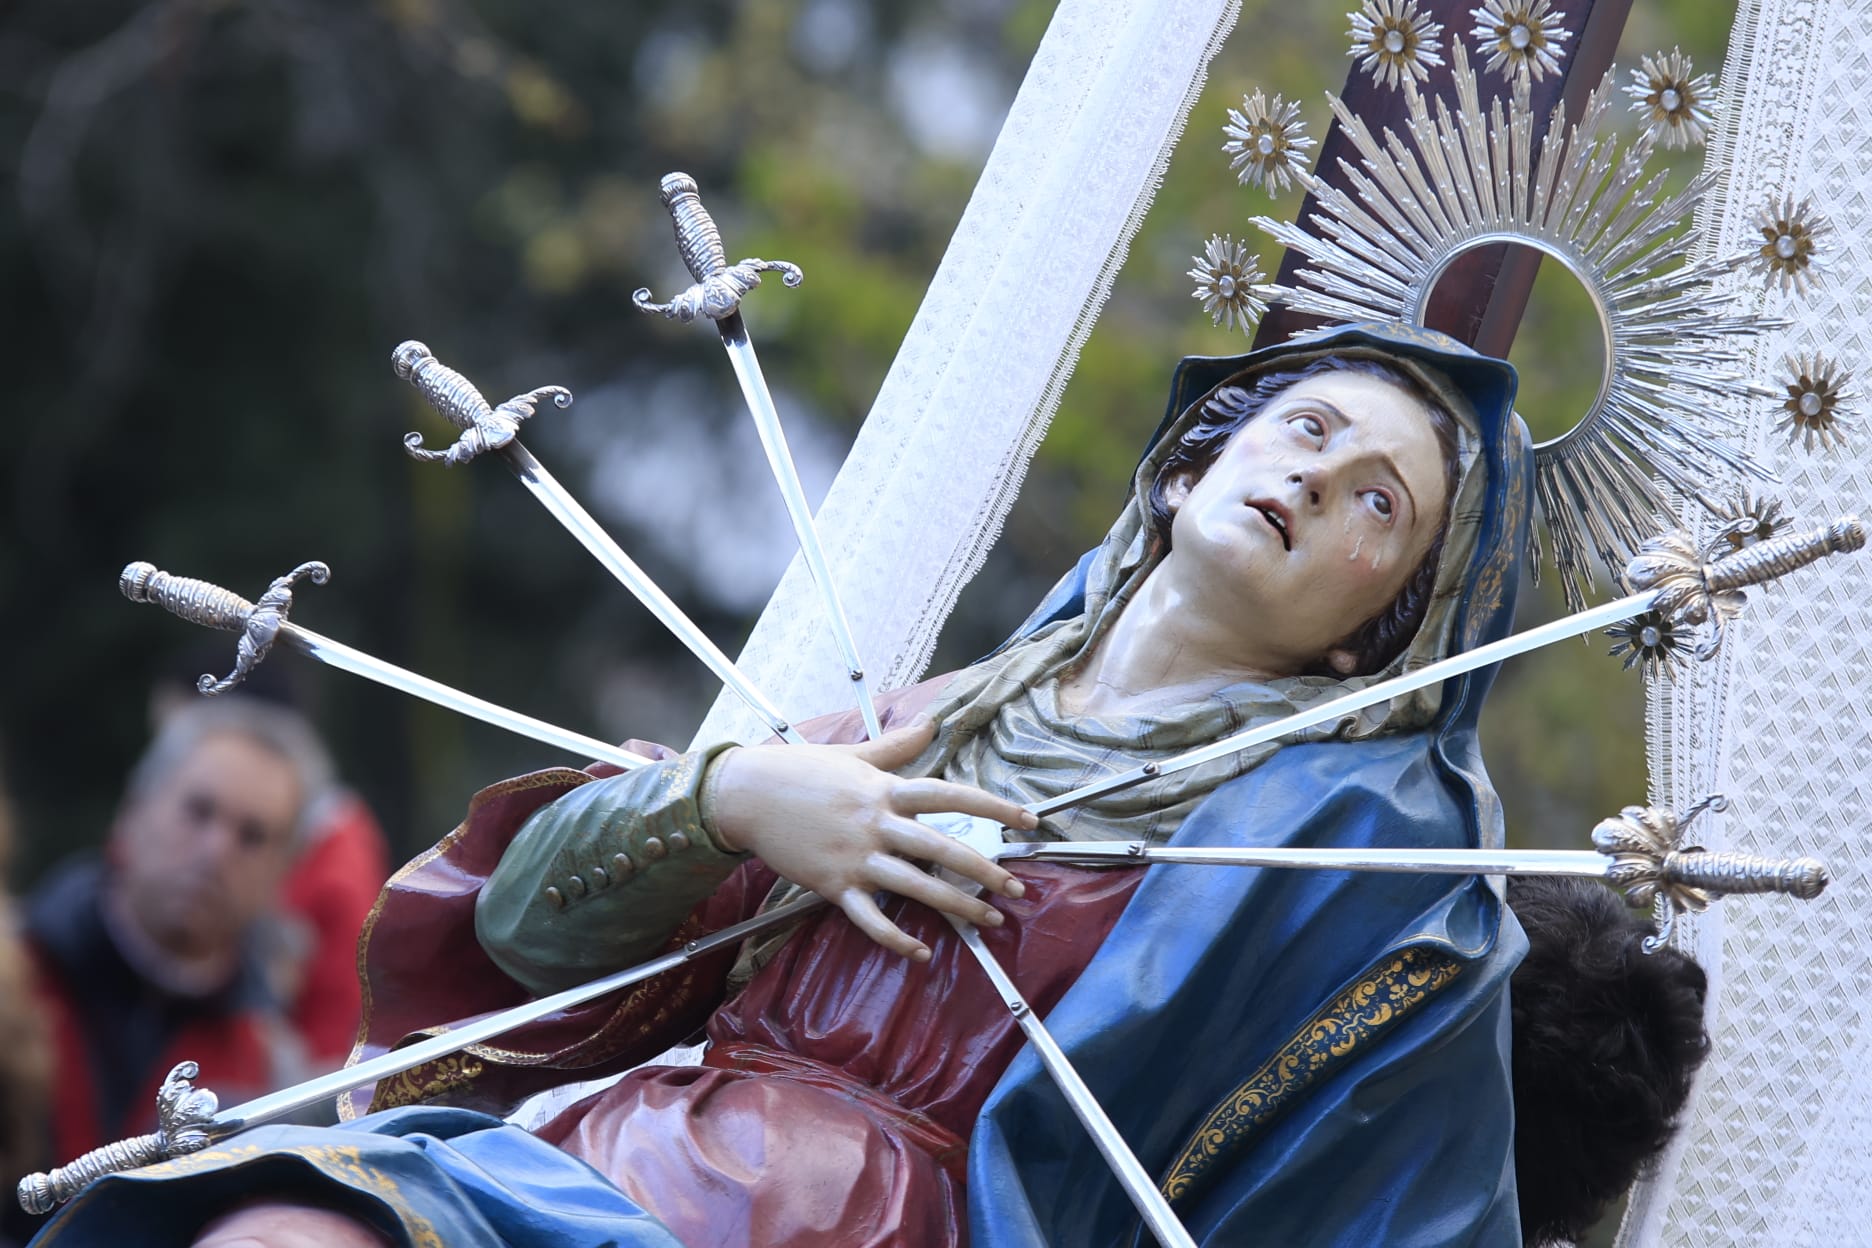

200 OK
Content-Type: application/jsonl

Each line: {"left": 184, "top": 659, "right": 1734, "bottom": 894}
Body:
{"left": 121, "top": 561, "right": 328, "bottom": 694}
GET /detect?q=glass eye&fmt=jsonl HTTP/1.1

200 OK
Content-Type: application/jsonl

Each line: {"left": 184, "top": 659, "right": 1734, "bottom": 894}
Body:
{"left": 1365, "top": 490, "right": 1394, "bottom": 520}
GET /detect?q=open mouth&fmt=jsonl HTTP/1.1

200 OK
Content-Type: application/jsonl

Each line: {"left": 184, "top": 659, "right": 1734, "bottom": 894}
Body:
{"left": 1250, "top": 502, "right": 1292, "bottom": 550}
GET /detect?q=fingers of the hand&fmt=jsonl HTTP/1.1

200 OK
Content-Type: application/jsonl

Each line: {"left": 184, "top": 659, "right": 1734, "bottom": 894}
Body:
{"left": 849, "top": 716, "right": 937, "bottom": 770}
{"left": 836, "top": 888, "right": 929, "bottom": 961}
{"left": 882, "top": 817, "right": 1022, "bottom": 900}
{"left": 867, "top": 855, "right": 1005, "bottom": 929}
{"left": 891, "top": 777, "right": 1037, "bottom": 831}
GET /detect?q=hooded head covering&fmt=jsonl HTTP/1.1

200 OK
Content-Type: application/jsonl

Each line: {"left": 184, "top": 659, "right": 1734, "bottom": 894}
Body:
{"left": 913, "top": 321, "right": 1521, "bottom": 841}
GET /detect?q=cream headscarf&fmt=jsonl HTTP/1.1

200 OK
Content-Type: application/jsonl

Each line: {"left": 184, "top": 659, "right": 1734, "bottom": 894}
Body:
{"left": 908, "top": 345, "right": 1489, "bottom": 843}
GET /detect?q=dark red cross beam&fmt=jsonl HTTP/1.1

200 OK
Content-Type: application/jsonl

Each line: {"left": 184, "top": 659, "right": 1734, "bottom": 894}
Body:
{"left": 1251, "top": 0, "right": 1635, "bottom": 356}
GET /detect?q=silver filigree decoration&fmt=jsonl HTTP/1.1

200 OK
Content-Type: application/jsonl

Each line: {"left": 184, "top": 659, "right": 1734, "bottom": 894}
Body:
{"left": 1592, "top": 795, "right": 1830, "bottom": 952}
{"left": 1188, "top": 235, "right": 1269, "bottom": 335}
{"left": 1624, "top": 47, "right": 1715, "bottom": 150}
{"left": 1468, "top": 0, "right": 1570, "bottom": 84}
{"left": 1777, "top": 352, "right": 1854, "bottom": 452}
{"left": 1348, "top": 0, "right": 1445, "bottom": 90}
{"left": 1708, "top": 489, "right": 1791, "bottom": 556}
{"left": 1605, "top": 609, "right": 1691, "bottom": 680}
{"left": 1750, "top": 194, "right": 1830, "bottom": 295}
{"left": 1626, "top": 517, "right": 1867, "bottom": 660}
{"left": 395, "top": 341, "right": 572, "bottom": 467}
{"left": 120, "top": 560, "right": 331, "bottom": 694}
{"left": 1250, "top": 43, "right": 1783, "bottom": 611}
{"left": 1222, "top": 91, "right": 1315, "bottom": 195}
{"left": 17, "top": 1061, "right": 220, "bottom": 1215}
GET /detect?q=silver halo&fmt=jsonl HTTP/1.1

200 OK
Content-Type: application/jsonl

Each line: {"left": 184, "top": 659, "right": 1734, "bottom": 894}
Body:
{"left": 1250, "top": 43, "right": 1785, "bottom": 611}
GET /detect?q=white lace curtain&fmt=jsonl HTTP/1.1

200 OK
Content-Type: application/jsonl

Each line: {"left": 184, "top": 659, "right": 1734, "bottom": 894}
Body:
{"left": 1621, "top": 0, "right": 1872, "bottom": 1242}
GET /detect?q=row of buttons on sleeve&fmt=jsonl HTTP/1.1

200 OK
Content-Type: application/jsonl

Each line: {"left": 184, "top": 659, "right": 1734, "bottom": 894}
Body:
{"left": 542, "top": 830, "right": 693, "bottom": 909}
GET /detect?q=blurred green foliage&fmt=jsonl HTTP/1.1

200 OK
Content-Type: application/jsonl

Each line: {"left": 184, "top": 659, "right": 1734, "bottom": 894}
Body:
{"left": 0, "top": 0, "right": 1735, "bottom": 911}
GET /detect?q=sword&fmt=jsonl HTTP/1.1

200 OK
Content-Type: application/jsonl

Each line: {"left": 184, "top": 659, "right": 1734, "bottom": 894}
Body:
{"left": 947, "top": 914, "right": 1197, "bottom": 1248}
{"left": 1024, "top": 516, "right": 1867, "bottom": 820}
{"left": 394, "top": 340, "right": 805, "bottom": 745}
{"left": 996, "top": 796, "right": 1830, "bottom": 950}
{"left": 635, "top": 172, "right": 884, "bottom": 740}
{"left": 21, "top": 790, "right": 1827, "bottom": 1215}
{"left": 118, "top": 560, "right": 652, "bottom": 773}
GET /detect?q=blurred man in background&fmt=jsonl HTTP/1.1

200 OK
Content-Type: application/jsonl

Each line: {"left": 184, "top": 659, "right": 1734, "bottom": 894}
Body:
{"left": 150, "top": 652, "right": 392, "bottom": 1072}
{"left": 23, "top": 699, "right": 330, "bottom": 1164}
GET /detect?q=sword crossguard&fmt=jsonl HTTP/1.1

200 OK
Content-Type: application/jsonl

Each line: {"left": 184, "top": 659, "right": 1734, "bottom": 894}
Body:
{"left": 121, "top": 560, "right": 329, "bottom": 694}
{"left": 1592, "top": 795, "right": 1830, "bottom": 952}
{"left": 394, "top": 341, "right": 571, "bottom": 467}
{"left": 1626, "top": 515, "right": 1866, "bottom": 661}
{"left": 632, "top": 172, "right": 802, "bottom": 323}
{"left": 17, "top": 1062, "right": 218, "bottom": 1214}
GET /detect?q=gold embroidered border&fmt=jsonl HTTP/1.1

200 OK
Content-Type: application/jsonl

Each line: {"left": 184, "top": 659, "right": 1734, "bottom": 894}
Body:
{"left": 1159, "top": 945, "right": 1464, "bottom": 1204}
{"left": 340, "top": 767, "right": 594, "bottom": 1120}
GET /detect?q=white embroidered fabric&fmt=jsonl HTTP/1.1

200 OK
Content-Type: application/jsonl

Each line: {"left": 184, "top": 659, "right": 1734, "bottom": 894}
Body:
{"left": 688, "top": 0, "right": 1242, "bottom": 749}
{"left": 1620, "top": 0, "right": 1872, "bottom": 1241}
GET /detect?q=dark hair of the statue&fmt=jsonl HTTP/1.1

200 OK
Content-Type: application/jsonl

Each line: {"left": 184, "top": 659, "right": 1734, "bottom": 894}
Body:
{"left": 1146, "top": 357, "right": 1464, "bottom": 676}
{"left": 1507, "top": 876, "right": 1711, "bottom": 1246}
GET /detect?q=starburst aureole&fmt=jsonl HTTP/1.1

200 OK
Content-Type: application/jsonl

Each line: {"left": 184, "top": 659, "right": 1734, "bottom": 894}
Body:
{"left": 1469, "top": 0, "right": 1571, "bottom": 84}
{"left": 1624, "top": 47, "right": 1715, "bottom": 150}
{"left": 1189, "top": 235, "right": 1270, "bottom": 335}
{"left": 1349, "top": 0, "right": 1446, "bottom": 90}
{"left": 1223, "top": 90, "right": 1315, "bottom": 196}
{"left": 1248, "top": 42, "right": 1783, "bottom": 611}
{"left": 1777, "top": 352, "right": 1853, "bottom": 452}
{"left": 1749, "top": 195, "right": 1830, "bottom": 296}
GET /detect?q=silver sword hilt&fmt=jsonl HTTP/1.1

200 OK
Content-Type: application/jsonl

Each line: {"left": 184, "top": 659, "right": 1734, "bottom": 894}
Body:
{"left": 1592, "top": 795, "right": 1831, "bottom": 951}
{"left": 1626, "top": 515, "right": 1866, "bottom": 659}
{"left": 17, "top": 1062, "right": 220, "bottom": 1214}
{"left": 121, "top": 560, "right": 329, "bottom": 694}
{"left": 393, "top": 340, "right": 571, "bottom": 467}
{"left": 632, "top": 172, "right": 803, "bottom": 323}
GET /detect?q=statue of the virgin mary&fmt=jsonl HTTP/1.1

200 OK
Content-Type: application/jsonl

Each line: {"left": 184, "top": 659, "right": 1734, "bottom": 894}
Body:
{"left": 34, "top": 322, "right": 1554, "bottom": 1247}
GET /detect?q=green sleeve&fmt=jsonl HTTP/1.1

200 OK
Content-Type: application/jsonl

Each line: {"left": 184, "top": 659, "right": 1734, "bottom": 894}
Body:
{"left": 474, "top": 743, "right": 747, "bottom": 996}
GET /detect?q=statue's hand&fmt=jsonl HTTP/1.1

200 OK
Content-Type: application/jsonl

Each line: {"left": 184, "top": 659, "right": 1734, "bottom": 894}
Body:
{"left": 705, "top": 718, "right": 1034, "bottom": 960}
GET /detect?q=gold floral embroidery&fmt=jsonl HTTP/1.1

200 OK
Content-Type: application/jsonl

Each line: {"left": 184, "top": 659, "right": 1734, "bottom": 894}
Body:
{"left": 1159, "top": 946, "right": 1463, "bottom": 1203}
{"left": 370, "top": 1055, "right": 486, "bottom": 1111}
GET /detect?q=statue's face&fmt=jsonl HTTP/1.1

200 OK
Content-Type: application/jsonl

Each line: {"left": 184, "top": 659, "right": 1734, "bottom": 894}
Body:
{"left": 1163, "top": 370, "right": 1452, "bottom": 674}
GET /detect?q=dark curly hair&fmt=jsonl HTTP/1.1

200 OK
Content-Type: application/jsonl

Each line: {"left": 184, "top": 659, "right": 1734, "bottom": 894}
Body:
{"left": 1145, "top": 357, "right": 1463, "bottom": 677}
{"left": 1507, "top": 876, "right": 1711, "bottom": 1246}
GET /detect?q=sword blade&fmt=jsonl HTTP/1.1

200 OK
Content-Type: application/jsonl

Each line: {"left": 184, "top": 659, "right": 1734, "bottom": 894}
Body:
{"left": 717, "top": 312, "right": 884, "bottom": 739}
{"left": 1028, "top": 591, "right": 1649, "bottom": 818}
{"left": 212, "top": 893, "right": 830, "bottom": 1134}
{"left": 278, "top": 623, "right": 651, "bottom": 773}
{"left": 998, "top": 842, "right": 1613, "bottom": 877}
{"left": 499, "top": 440, "right": 805, "bottom": 744}
{"left": 946, "top": 916, "right": 1196, "bottom": 1248}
